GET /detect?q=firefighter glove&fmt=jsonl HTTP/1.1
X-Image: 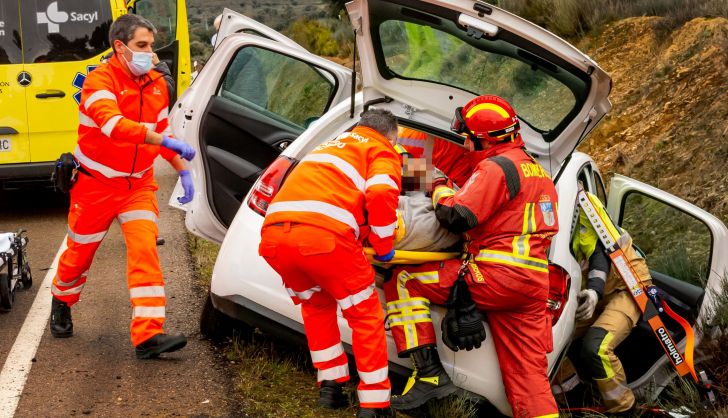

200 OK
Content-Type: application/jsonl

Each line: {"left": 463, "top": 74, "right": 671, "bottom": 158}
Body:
{"left": 374, "top": 249, "right": 395, "bottom": 263}
{"left": 162, "top": 135, "right": 196, "bottom": 161}
{"left": 441, "top": 276, "right": 486, "bottom": 351}
{"left": 178, "top": 170, "right": 195, "bottom": 204}
{"left": 576, "top": 288, "right": 599, "bottom": 321}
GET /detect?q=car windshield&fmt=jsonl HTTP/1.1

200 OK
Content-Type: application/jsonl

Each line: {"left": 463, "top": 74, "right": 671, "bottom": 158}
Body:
{"left": 374, "top": 16, "right": 589, "bottom": 138}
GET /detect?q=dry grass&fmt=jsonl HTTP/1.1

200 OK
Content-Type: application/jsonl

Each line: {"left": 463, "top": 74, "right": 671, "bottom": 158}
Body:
{"left": 487, "top": 0, "right": 728, "bottom": 39}
{"left": 186, "top": 233, "right": 220, "bottom": 287}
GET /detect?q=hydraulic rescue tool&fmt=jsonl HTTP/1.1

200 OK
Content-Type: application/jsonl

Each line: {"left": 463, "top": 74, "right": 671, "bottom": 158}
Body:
{"left": 577, "top": 188, "right": 715, "bottom": 406}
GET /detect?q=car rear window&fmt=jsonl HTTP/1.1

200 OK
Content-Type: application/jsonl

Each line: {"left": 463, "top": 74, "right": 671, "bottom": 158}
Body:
{"left": 20, "top": 0, "right": 113, "bottom": 63}
{"left": 0, "top": 0, "right": 21, "bottom": 64}
{"left": 378, "top": 19, "right": 581, "bottom": 135}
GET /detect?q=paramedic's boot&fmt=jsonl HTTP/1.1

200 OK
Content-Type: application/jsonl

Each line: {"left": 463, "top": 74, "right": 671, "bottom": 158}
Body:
{"left": 318, "top": 380, "right": 348, "bottom": 409}
{"left": 357, "top": 406, "right": 395, "bottom": 417}
{"left": 391, "top": 345, "right": 457, "bottom": 410}
{"left": 135, "top": 333, "right": 187, "bottom": 359}
{"left": 50, "top": 297, "right": 73, "bottom": 338}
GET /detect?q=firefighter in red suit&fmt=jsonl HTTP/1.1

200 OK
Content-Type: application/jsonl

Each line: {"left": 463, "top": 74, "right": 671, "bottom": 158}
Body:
{"left": 383, "top": 95, "right": 560, "bottom": 418}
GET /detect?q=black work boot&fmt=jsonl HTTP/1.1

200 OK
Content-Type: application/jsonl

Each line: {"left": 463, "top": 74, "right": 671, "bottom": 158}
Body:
{"left": 318, "top": 380, "right": 348, "bottom": 409}
{"left": 50, "top": 297, "right": 73, "bottom": 338}
{"left": 135, "top": 333, "right": 187, "bottom": 359}
{"left": 391, "top": 346, "right": 457, "bottom": 410}
{"left": 357, "top": 406, "right": 395, "bottom": 417}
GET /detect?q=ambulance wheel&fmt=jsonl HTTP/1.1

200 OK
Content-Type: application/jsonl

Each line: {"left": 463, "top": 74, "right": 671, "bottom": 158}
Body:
{"left": 0, "top": 273, "right": 13, "bottom": 312}
{"left": 21, "top": 264, "right": 32, "bottom": 289}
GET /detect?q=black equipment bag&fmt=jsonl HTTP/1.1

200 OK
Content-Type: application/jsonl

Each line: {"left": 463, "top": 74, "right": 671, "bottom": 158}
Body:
{"left": 51, "top": 153, "right": 82, "bottom": 193}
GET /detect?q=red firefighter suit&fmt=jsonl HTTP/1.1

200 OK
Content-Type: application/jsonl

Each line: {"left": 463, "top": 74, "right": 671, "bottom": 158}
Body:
{"left": 383, "top": 135, "right": 560, "bottom": 418}
{"left": 259, "top": 126, "right": 401, "bottom": 409}
{"left": 52, "top": 54, "right": 178, "bottom": 347}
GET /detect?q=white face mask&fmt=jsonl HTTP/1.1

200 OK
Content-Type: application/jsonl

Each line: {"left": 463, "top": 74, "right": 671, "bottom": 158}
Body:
{"left": 121, "top": 43, "right": 154, "bottom": 76}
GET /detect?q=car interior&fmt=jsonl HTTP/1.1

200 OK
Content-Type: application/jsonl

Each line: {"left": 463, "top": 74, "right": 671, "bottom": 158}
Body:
{"left": 198, "top": 45, "right": 339, "bottom": 227}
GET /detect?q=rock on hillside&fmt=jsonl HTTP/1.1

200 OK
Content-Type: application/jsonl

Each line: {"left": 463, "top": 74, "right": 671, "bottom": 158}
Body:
{"left": 579, "top": 17, "right": 728, "bottom": 221}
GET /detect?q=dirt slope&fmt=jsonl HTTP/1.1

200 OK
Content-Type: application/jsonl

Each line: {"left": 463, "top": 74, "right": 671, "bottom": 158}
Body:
{"left": 579, "top": 16, "right": 728, "bottom": 220}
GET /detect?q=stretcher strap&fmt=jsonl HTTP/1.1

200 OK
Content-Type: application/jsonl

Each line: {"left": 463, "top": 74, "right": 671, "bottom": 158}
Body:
{"left": 577, "top": 188, "right": 698, "bottom": 383}
{"left": 363, "top": 248, "right": 459, "bottom": 265}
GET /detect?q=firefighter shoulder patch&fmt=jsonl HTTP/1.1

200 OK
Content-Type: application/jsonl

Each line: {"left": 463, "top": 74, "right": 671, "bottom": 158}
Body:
{"left": 539, "top": 194, "right": 555, "bottom": 227}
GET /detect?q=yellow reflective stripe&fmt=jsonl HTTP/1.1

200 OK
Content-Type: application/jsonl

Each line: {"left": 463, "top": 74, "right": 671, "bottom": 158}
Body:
{"left": 597, "top": 331, "right": 616, "bottom": 379}
{"left": 386, "top": 297, "right": 430, "bottom": 311}
{"left": 534, "top": 414, "right": 559, "bottom": 418}
{"left": 476, "top": 250, "right": 548, "bottom": 273}
{"left": 388, "top": 316, "right": 432, "bottom": 325}
{"left": 465, "top": 102, "right": 509, "bottom": 118}
{"left": 432, "top": 186, "right": 455, "bottom": 205}
{"left": 394, "top": 270, "right": 439, "bottom": 350}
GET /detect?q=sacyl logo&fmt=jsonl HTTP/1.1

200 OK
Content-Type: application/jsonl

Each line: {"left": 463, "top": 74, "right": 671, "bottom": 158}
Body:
{"left": 37, "top": 2, "right": 69, "bottom": 34}
{"left": 37, "top": 2, "right": 98, "bottom": 34}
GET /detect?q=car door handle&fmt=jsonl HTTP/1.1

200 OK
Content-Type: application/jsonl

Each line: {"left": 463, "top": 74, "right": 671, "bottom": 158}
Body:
{"left": 35, "top": 90, "right": 66, "bottom": 99}
{"left": 0, "top": 127, "right": 19, "bottom": 135}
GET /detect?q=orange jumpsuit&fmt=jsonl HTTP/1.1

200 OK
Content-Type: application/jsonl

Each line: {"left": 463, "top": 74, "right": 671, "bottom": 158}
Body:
{"left": 52, "top": 54, "right": 177, "bottom": 347}
{"left": 259, "top": 126, "right": 401, "bottom": 408}
{"left": 384, "top": 136, "right": 560, "bottom": 417}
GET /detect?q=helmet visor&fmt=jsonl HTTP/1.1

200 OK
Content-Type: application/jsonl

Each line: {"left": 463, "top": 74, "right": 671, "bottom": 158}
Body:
{"left": 450, "top": 107, "right": 467, "bottom": 134}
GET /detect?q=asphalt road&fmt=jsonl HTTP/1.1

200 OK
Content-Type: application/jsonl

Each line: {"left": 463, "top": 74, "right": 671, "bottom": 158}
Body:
{"left": 0, "top": 162, "right": 242, "bottom": 417}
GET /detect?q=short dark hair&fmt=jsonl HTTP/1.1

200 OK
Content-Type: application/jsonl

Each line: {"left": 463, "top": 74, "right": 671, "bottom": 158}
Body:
{"left": 358, "top": 109, "right": 398, "bottom": 140}
{"left": 109, "top": 14, "right": 157, "bottom": 46}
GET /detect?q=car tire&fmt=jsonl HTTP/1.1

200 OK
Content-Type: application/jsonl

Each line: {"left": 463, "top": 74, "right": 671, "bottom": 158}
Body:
{"left": 0, "top": 273, "right": 14, "bottom": 312}
{"left": 200, "top": 293, "right": 252, "bottom": 343}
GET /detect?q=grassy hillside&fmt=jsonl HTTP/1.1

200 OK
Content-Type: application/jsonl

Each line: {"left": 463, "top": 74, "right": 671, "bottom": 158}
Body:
{"left": 186, "top": 0, "right": 334, "bottom": 63}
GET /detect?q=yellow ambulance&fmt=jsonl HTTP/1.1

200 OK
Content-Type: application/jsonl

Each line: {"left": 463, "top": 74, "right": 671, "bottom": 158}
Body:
{"left": 0, "top": 0, "right": 190, "bottom": 187}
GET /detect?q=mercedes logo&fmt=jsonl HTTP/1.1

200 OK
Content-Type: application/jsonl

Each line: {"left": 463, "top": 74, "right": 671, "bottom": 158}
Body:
{"left": 17, "top": 71, "right": 32, "bottom": 87}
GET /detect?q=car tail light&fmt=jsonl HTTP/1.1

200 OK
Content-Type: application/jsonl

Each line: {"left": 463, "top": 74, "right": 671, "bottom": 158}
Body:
{"left": 247, "top": 156, "right": 297, "bottom": 216}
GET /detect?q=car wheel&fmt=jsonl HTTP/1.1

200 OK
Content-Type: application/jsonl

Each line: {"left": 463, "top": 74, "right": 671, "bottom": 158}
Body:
{"left": 200, "top": 293, "right": 252, "bottom": 343}
{"left": 0, "top": 273, "right": 14, "bottom": 312}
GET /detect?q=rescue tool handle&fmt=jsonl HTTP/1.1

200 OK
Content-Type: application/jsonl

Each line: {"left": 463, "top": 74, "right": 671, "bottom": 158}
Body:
{"left": 36, "top": 90, "right": 66, "bottom": 99}
{"left": 0, "top": 127, "right": 18, "bottom": 135}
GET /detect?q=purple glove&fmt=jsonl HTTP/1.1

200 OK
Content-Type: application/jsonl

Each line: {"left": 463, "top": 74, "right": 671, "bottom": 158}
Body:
{"left": 178, "top": 170, "right": 194, "bottom": 204}
{"left": 374, "top": 249, "right": 395, "bottom": 262}
{"left": 161, "top": 135, "right": 196, "bottom": 161}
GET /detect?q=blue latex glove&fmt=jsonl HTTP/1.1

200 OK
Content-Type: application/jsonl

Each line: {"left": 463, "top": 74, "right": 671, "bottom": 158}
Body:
{"left": 373, "top": 249, "right": 395, "bottom": 262}
{"left": 178, "top": 170, "right": 194, "bottom": 204}
{"left": 161, "top": 135, "right": 196, "bottom": 161}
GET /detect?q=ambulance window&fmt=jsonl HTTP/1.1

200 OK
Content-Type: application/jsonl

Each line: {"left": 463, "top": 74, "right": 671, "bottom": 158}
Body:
{"left": 130, "top": 0, "right": 176, "bottom": 49}
{"left": 0, "top": 0, "right": 21, "bottom": 64}
{"left": 218, "top": 46, "right": 336, "bottom": 129}
{"left": 20, "top": 0, "right": 112, "bottom": 63}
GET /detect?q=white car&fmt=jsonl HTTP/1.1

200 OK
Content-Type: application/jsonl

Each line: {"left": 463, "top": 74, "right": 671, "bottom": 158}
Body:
{"left": 170, "top": 1, "right": 728, "bottom": 415}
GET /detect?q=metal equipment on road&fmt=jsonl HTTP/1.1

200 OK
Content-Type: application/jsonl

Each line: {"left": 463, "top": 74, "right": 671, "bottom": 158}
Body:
{"left": 0, "top": 230, "right": 32, "bottom": 312}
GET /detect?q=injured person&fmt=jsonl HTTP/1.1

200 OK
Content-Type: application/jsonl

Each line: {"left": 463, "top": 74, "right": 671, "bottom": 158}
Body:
{"left": 392, "top": 157, "right": 461, "bottom": 252}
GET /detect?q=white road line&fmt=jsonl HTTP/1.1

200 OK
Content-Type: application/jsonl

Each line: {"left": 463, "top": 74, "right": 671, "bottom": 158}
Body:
{"left": 0, "top": 238, "right": 67, "bottom": 418}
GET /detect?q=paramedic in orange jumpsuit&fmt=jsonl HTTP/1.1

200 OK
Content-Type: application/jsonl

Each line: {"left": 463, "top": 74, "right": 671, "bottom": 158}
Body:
{"left": 259, "top": 109, "right": 401, "bottom": 418}
{"left": 49, "top": 14, "right": 196, "bottom": 360}
{"left": 384, "top": 95, "right": 560, "bottom": 418}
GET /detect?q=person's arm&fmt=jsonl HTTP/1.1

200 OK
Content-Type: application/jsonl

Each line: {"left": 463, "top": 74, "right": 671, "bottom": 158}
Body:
{"left": 586, "top": 239, "right": 610, "bottom": 298}
{"left": 365, "top": 146, "right": 402, "bottom": 259}
{"left": 432, "top": 162, "right": 509, "bottom": 234}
